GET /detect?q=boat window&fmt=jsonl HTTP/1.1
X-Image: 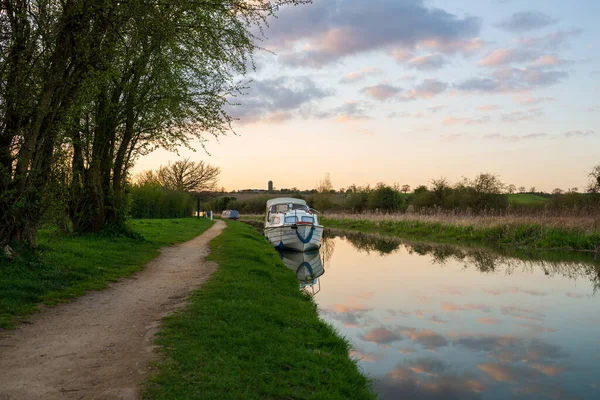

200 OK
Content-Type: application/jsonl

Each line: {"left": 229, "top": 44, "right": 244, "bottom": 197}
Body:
{"left": 284, "top": 216, "right": 297, "bottom": 224}
{"left": 271, "top": 204, "right": 288, "bottom": 213}
{"left": 291, "top": 204, "right": 308, "bottom": 211}
{"left": 301, "top": 216, "right": 314, "bottom": 223}
{"left": 270, "top": 216, "right": 281, "bottom": 224}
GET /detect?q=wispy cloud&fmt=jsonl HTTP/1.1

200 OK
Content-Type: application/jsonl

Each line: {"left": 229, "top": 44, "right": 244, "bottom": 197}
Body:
{"left": 408, "top": 54, "right": 448, "bottom": 71}
{"left": 484, "top": 133, "right": 548, "bottom": 142}
{"left": 565, "top": 130, "right": 595, "bottom": 138}
{"left": 340, "top": 67, "right": 381, "bottom": 84}
{"left": 361, "top": 83, "right": 402, "bottom": 101}
{"left": 496, "top": 11, "right": 557, "bottom": 33}
{"left": 443, "top": 116, "right": 491, "bottom": 126}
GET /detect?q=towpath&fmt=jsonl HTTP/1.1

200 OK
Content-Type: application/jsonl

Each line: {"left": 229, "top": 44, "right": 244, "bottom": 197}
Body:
{"left": 0, "top": 220, "right": 226, "bottom": 400}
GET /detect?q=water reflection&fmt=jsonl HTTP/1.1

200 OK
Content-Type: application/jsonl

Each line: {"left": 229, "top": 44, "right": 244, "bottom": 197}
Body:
{"left": 314, "top": 230, "right": 600, "bottom": 400}
{"left": 325, "top": 229, "right": 600, "bottom": 292}
{"left": 278, "top": 250, "right": 325, "bottom": 295}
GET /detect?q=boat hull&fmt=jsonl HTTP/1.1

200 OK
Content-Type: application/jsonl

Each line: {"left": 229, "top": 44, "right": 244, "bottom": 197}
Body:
{"left": 264, "top": 224, "right": 323, "bottom": 252}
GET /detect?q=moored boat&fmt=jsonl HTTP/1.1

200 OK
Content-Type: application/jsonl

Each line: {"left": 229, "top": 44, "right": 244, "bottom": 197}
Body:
{"left": 264, "top": 197, "right": 323, "bottom": 251}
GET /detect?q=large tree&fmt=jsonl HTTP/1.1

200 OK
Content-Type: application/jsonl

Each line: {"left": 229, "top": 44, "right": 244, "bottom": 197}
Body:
{"left": 1, "top": 0, "right": 311, "bottom": 244}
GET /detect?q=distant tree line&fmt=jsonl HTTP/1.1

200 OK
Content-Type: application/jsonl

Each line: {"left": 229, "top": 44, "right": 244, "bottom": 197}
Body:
{"left": 209, "top": 167, "right": 600, "bottom": 215}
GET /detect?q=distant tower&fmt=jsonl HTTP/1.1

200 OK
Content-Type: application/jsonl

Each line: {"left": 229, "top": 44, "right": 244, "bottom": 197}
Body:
{"left": 268, "top": 180, "right": 273, "bottom": 192}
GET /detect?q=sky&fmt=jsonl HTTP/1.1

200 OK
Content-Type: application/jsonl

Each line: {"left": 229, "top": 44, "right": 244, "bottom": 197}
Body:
{"left": 134, "top": 0, "right": 600, "bottom": 192}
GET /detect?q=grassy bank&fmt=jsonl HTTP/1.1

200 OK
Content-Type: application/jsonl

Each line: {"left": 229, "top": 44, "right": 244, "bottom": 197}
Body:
{"left": 144, "top": 221, "right": 374, "bottom": 400}
{"left": 0, "top": 218, "right": 214, "bottom": 329}
{"left": 323, "top": 215, "right": 600, "bottom": 252}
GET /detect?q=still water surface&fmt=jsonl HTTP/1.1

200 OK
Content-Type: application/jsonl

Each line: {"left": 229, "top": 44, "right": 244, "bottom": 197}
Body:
{"left": 282, "top": 230, "right": 600, "bottom": 399}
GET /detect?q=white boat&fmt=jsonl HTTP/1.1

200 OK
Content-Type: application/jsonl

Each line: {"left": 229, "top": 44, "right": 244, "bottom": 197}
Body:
{"left": 264, "top": 197, "right": 323, "bottom": 252}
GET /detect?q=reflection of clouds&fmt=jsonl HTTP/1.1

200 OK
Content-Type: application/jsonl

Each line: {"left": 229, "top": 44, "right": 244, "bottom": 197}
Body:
{"left": 387, "top": 309, "right": 412, "bottom": 317}
{"left": 360, "top": 327, "right": 404, "bottom": 344}
{"left": 376, "top": 367, "right": 484, "bottom": 400}
{"left": 478, "top": 362, "right": 539, "bottom": 383}
{"left": 484, "top": 286, "right": 547, "bottom": 296}
{"left": 349, "top": 349, "right": 380, "bottom": 363}
{"left": 333, "top": 303, "right": 370, "bottom": 313}
{"left": 442, "top": 302, "right": 491, "bottom": 313}
{"left": 565, "top": 292, "right": 588, "bottom": 299}
{"left": 408, "top": 357, "right": 447, "bottom": 376}
{"left": 477, "top": 317, "right": 500, "bottom": 325}
{"left": 401, "top": 328, "right": 449, "bottom": 351}
{"left": 320, "top": 307, "right": 371, "bottom": 328}
{"left": 501, "top": 306, "right": 545, "bottom": 322}
{"left": 518, "top": 323, "right": 557, "bottom": 334}
{"left": 427, "top": 316, "right": 446, "bottom": 324}
{"left": 439, "top": 286, "right": 463, "bottom": 296}
{"left": 530, "top": 362, "right": 564, "bottom": 376}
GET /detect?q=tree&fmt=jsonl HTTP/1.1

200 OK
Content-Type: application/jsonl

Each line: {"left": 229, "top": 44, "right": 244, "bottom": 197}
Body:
{"left": 313, "top": 173, "right": 333, "bottom": 211}
{"left": 472, "top": 173, "right": 504, "bottom": 194}
{"left": 530, "top": 186, "right": 536, "bottom": 193}
{"left": 507, "top": 184, "right": 516, "bottom": 194}
{"left": 588, "top": 164, "right": 600, "bottom": 193}
{"left": 401, "top": 184, "right": 410, "bottom": 193}
{"left": 552, "top": 188, "right": 564, "bottom": 195}
{"left": 518, "top": 186, "right": 526, "bottom": 194}
{"left": 157, "top": 159, "right": 220, "bottom": 193}
{"left": 1, "top": 0, "right": 312, "bottom": 244}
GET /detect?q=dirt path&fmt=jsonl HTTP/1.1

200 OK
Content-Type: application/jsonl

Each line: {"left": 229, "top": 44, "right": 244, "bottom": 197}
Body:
{"left": 0, "top": 220, "right": 226, "bottom": 400}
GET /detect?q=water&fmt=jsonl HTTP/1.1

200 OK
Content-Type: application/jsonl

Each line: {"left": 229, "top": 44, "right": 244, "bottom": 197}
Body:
{"left": 293, "top": 229, "right": 600, "bottom": 400}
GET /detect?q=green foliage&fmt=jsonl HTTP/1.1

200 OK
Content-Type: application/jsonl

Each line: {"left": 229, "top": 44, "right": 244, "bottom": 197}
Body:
{"left": 143, "top": 221, "right": 375, "bottom": 400}
{"left": 129, "top": 183, "right": 195, "bottom": 219}
{"left": 0, "top": 219, "right": 213, "bottom": 329}
{"left": 367, "top": 183, "right": 405, "bottom": 212}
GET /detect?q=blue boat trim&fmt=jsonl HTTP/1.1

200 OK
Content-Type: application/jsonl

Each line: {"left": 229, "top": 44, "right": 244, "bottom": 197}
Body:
{"left": 296, "top": 225, "right": 315, "bottom": 244}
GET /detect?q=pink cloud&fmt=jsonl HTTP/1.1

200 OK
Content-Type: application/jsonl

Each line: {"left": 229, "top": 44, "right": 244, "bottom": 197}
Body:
{"left": 340, "top": 67, "right": 381, "bottom": 83}
{"left": 361, "top": 84, "right": 402, "bottom": 101}
{"left": 443, "top": 116, "right": 491, "bottom": 126}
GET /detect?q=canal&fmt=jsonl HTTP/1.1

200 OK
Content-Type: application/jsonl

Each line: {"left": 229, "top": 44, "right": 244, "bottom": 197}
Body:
{"left": 281, "top": 229, "right": 600, "bottom": 399}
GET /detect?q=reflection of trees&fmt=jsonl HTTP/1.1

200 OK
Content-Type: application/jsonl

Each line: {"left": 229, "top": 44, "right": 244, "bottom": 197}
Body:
{"left": 327, "top": 229, "right": 400, "bottom": 256}
{"left": 326, "top": 229, "right": 600, "bottom": 292}
{"left": 320, "top": 236, "right": 336, "bottom": 264}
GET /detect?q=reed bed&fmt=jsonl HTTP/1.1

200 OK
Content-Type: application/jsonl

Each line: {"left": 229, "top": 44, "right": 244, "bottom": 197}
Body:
{"left": 324, "top": 212, "right": 600, "bottom": 232}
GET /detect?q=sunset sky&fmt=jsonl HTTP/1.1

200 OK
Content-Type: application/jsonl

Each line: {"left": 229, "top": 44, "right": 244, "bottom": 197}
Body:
{"left": 134, "top": 0, "right": 600, "bottom": 192}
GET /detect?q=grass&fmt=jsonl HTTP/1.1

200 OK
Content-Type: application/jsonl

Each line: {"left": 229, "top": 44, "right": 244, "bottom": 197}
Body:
{"left": 507, "top": 193, "right": 550, "bottom": 205}
{"left": 144, "top": 221, "right": 375, "bottom": 400}
{"left": 322, "top": 214, "right": 600, "bottom": 252}
{"left": 0, "top": 218, "right": 214, "bottom": 329}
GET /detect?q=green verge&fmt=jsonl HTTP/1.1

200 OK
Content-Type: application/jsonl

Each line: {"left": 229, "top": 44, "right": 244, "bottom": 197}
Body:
{"left": 143, "top": 221, "right": 375, "bottom": 400}
{"left": 0, "top": 218, "right": 214, "bottom": 329}
{"left": 323, "top": 218, "right": 600, "bottom": 252}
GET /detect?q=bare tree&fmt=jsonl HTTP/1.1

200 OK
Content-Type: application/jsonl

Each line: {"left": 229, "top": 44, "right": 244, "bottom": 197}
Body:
{"left": 134, "top": 171, "right": 159, "bottom": 186}
{"left": 401, "top": 184, "right": 410, "bottom": 193}
{"left": 552, "top": 188, "right": 563, "bottom": 195}
{"left": 518, "top": 186, "right": 526, "bottom": 194}
{"left": 530, "top": 186, "right": 536, "bottom": 193}
{"left": 157, "top": 158, "right": 220, "bottom": 192}
{"left": 507, "top": 184, "right": 516, "bottom": 194}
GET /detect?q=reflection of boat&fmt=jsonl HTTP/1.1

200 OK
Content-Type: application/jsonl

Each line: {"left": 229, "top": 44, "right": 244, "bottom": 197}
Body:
{"left": 264, "top": 198, "right": 323, "bottom": 251}
{"left": 279, "top": 250, "right": 325, "bottom": 294}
